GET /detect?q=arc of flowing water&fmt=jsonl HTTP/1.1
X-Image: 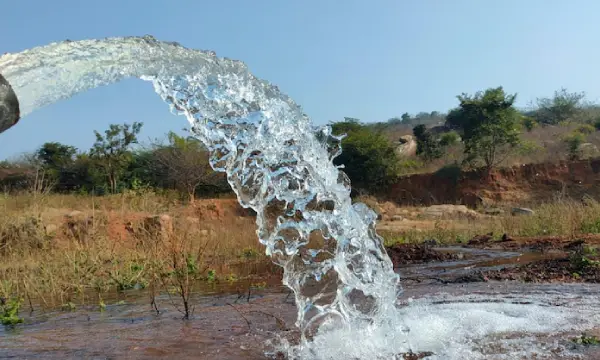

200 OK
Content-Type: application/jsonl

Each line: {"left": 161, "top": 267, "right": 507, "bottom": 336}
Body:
{"left": 0, "top": 36, "right": 402, "bottom": 350}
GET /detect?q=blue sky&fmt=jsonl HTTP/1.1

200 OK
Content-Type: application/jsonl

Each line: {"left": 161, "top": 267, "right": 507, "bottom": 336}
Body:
{"left": 1, "top": 1, "right": 599, "bottom": 159}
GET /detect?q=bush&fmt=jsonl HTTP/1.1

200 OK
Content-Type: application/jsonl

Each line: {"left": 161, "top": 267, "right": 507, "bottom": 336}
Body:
{"left": 576, "top": 124, "right": 596, "bottom": 135}
{"left": 515, "top": 140, "right": 543, "bottom": 157}
{"left": 397, "top": 158, "right": 424, "bottom": 175}
{"left": 331, "top": 120, "right": 400, "bottom": 194}
{"left": 522, "top": 117, "right": 538, "bottom": 132}
{"left": 563, "top": 131, "right": 586, "bottom": 160}
{"left": 413, "top": 124, "right": 442, "bottom": 161}
{"left": 439, "top": 131, "right": 460, "bottom": 147}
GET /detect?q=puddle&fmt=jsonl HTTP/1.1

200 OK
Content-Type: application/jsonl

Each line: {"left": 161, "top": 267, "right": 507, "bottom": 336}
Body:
{"left": 1, "top": 252, "right": 599, "bottom": 359}
{"left": 398, "top": 246, "right": 565, "bottom": 282}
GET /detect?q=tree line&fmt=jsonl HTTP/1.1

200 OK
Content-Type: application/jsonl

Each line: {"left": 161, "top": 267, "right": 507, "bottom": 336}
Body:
{"left": 1, "top": 86, "right": 599, "bottom": 198}
{"left": 0, "top": 122, "right": 229, "bottom": 200}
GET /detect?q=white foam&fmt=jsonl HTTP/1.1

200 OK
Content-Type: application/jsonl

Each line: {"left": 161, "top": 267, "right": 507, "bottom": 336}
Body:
{"left": 286, "top": 292, "right": 598, "bottom": 359}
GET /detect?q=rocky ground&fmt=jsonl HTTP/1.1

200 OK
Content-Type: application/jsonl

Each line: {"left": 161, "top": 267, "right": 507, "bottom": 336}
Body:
{"left": 388, "top": 233, "right": 600, "bottom": 285}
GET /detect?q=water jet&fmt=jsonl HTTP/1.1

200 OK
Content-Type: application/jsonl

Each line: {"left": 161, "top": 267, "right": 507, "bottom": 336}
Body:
{"left": 1, "top": 36, "right": 599, "bottom": 359}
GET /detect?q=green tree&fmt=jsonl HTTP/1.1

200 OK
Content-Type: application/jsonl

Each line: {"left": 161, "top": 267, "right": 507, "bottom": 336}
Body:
{"left": 35, "top": 142, "right": 77, "bottom": 189}
{"left": 446, "top": 87, "right": 521, "bottom": 172}
{"left": 331, "top": 120, "right": 399, "bottom": 194}
{"left": 36, "top": 142, "right": 77, "bottom": 169}
{"left": 90, "top": 122, "right": 143, "bottom": 193}
{"left": 151, "top": 132, "right": 217, "bottom": 202}
{"left": 534, "top": 88, "right": 585, "bottom": 125}
{"left": 413, "top": 124, "right": 442, "bottom": 161}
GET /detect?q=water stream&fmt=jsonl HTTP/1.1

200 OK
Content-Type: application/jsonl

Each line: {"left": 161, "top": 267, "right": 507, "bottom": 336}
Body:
{"left": 1, "top": 36, "right": 599, "bottom": 359}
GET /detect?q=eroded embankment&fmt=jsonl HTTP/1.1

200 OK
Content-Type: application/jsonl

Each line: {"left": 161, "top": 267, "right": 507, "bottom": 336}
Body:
{"left": 386, "top": 159, "right": 600, "bottom": 207}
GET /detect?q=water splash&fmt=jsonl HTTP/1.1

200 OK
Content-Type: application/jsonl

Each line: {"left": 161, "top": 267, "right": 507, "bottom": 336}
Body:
{"left": 0, "top": 35, "right": 401, "bottom": 348}
{"left": 2, "top": 36, "right": 598, "bottom": 359}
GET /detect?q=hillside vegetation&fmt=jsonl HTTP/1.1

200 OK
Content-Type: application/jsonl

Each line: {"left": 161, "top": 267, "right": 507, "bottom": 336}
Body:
{"left": 1, "top": 87, "right": 600, "bottom": 198}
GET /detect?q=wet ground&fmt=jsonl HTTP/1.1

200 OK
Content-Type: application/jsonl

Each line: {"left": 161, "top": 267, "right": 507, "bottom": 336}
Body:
{"left": 3, "top": 241, "right": 600, "bottom": 359}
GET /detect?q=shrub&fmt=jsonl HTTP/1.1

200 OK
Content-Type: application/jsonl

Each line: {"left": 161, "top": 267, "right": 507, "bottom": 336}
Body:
{"left": 439, "top": 131, "right": 460, "bottom": 147}
{"left": 331, "top": 120, "right": 401, "bottom": 194}
{"left": 576, "top": 124, "right": 595, "bottom": 135}
{"left": 522, "top": 117, "right": 538, "bottom": 132}
{"left": 516, "top": 140, "right": 543, "bottom": 157}
{"left": 563, "top": 131, "right": 585, "bottom": 160}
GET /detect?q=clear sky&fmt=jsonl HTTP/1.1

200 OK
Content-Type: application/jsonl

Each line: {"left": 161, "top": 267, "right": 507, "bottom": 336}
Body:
{"left": 1, "top": 1, "right": 599, "bottom": 159}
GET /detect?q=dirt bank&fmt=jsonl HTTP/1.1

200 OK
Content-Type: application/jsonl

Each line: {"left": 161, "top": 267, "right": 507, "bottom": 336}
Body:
{"left": 463, "top": 235, "right": 600, "bottom": 284}
{"left": 386, "top": 158, "right": 600, "bottom": 207}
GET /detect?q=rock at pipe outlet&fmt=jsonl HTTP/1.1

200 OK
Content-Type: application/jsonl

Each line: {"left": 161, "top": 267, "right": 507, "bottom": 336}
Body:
{"left": 0, "top": 73, "right": 20, "bottom": 134}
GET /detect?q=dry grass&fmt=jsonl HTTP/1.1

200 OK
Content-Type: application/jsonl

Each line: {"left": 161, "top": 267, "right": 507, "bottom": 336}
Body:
{"left": 379, "top": 198, "right": 600, "bottom": 246}
{"left": 0, "top": 191, "right": 274, "bottom": 315}
{"left": 5, "top": 190, "right": 600, "bottom": 315}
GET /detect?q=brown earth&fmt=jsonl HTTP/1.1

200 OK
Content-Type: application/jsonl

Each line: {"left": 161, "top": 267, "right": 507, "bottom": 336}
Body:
{"left": 386, "top": 243, "right": 460, "bottom": 265}
{"left": 483, "top": 256, "right": 600, "bottom": 283}
{"left": 386, "top": 158, "right": 600, "bottom": 208}
{"left": 462, "top": 234, "right": 600, "bottom": 284}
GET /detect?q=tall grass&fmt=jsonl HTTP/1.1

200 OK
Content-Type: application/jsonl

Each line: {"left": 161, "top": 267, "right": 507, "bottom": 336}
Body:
{"left": 0, "top": 192, "right": 275, "bottom": 316}
{"left": 381, "top": 199, "right": 600, "bottom": 246}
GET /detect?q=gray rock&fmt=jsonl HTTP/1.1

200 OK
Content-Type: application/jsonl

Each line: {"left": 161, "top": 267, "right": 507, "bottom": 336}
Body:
{"left": 483, "top": 208, "right": 504, "bottom": 216}
{"left": 511, "top": 207, "right": 534, "bottom": 216}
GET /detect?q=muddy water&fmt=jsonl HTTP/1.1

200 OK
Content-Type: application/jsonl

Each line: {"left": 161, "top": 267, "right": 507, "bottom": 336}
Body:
{"left": 400, "top": 246, "right": 565, "bottom": 281}
{"left": 2, "top": 248, "right": 600, "bottom": 359}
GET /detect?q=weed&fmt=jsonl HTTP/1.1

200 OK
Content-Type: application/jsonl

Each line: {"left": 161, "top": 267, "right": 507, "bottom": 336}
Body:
{"left": 581, "top": 218, "right": 600, "bottom": 234}
{"left": 0, "top": 297, "right": 24, "bottom": 326}
{"left": 61, "top": 302, "right": 76, "bottom": 311}
{"left": 225, "top": 274, "right": 238, "bottom": 283}
{"left": 241, "top": 247, "right": 259, "bottom": 259}
{"left": 569, "top": 252, "right": 600, "bottom": 272}
{"left": 207, "top": 269, "right": 217, "bottom": 282}
{"left": 572, "top": 333, "right": 600, "bottom": 346}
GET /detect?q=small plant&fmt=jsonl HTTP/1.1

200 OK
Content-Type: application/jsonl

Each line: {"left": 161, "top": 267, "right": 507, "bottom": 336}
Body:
{"left": 583, "top": 245, "right": 598, "bottom": 256}
{"left": 225, "top": 274, "right": 238, "bottom": 283}
{"left": 522, "top": 116, "right": 537, "bottom": 132}
{"left": 572, "top": 333, "right": 600, "bottom": 346}
{"left": 455, "top": 234, "right": 466, "bottom": 244}
{"left": 581, "top": 218, "right": 600, "bottom": 234}
{"left": 61, "top": 302, "right": 76, "bottom": 311}
{"left": 515, "top": 140, "right": 542, "bottom": 157}
{"left": 563, "top": 131, "right": 585, "bottom": 160}
{"left": 1, "top": 297, "right": 24, "bottom": 326}
{"left": 241, "top": 247, "right": 259, "bottom": 259}
{"left": 108, "top": 260, "right": 148, "bottom": 291}
{"left": 576, "top": 124, "right": 595, "bottom": 135}
{"left": 569, "top": 252, "right": 600, "bottom": 272}
{"left": 397, "top": 159, "right": 424, "bottom": 174}
{"left": 207, "top": 269, "right": 217, "bottom": 282}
